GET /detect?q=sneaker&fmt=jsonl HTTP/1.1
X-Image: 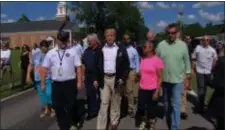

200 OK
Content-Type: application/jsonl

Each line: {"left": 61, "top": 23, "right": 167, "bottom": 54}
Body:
{"left": 70, "top": 126, "right": 77, "bottom": 130}
{"left": 50, "top": 109, "right": 55, "bottom": 117}
{"left": 148, "top": 119, "right": 157, "bottom": 130}
{"left": 139, "top": 121, "right": 146, "bottom": 130}
{"left": 40, "top": 111, "right": 48, "bottom": 118}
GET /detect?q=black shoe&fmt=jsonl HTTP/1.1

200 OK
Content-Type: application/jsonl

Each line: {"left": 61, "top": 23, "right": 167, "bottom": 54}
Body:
{"left": 86, "top": 112, "right": 98, "bottom": 120}
{"left": 128, "top": 111, "right": 135, "bottom": 118}
{"left": 181, "top": 112, "right": 188, "bottom": 120}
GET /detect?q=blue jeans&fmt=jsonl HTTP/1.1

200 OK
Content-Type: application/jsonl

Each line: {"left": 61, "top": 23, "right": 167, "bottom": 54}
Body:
{"left": 36, "top": 79, "right": 52, "bottom": 106}
{"left": 162, "top": 82, "right": 183, "bottom": 130}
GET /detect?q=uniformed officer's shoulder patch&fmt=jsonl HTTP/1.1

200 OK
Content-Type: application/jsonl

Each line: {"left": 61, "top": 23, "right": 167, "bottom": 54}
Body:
{"left": 65, "top": 53, "right": 70, "bottom": 57}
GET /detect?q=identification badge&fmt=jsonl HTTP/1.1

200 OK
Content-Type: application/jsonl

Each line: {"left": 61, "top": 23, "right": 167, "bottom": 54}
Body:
{"left": 57, "top": 67, "right": 63, "bottom": 76}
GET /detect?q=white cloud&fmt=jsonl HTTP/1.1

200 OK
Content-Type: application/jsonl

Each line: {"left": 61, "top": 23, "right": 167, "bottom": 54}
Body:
{"left": 2, "top": 19, "right": 15, "bottom": 23}
{"left": 156, "top": 2, "right": 170, "bottom": 9}
{"left": 171, "top": 3, "right": 177, "bottom": 8}
{"left": 157, "top": 20, "right": 168, "bottom": 28}
{"left": 78, "top": 22, "right": 87, "bottom": 28}
{"left": 187, "top": 14, "right": 196, "bottom": 20}
{"left": 138, "top": 2, "right": 154, "bottom": 9}
{"left": 192, "top": 2, "right": 223, "bottom": 8}
{"left": 199, "top": 10, "right": 224, "bottom": 22}
{"left": 36, "top": 16, "right": 45, "bottom": 21}
{"left": 1, "top": 13, "right": 7, "bottom": 18}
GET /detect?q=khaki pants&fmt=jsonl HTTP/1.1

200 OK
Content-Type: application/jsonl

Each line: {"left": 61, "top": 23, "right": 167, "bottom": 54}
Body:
{"left": 97, "top": 75, "right": 122, "bottom": 130}
{"left": 181, "top": 89, "right": 188, "bottom": 113}
{"left": 125, "top": 69, "right": 138, "bottom": 113}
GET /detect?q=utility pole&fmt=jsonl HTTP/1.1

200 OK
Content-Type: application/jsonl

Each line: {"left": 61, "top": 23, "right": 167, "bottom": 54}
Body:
{"left": 177, "top": 4, "right": 184, "bottom": 38}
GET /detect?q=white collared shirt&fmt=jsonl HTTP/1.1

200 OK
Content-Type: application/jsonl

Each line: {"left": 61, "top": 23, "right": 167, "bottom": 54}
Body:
{"left": 192, "top": 45, "right": 217, "bottom": 74}
{"left": 102, "top": 43, "right": 118, "bottom": 73}
{"left": 32, "top": 48, "right": 40, "bottom": 56}
{"left": 42, "top": 47, "right": 82, "bottom": 81}
{"left": 0, "top": 49, "right": 11, "bottom": 65}
{"left": 72, "top": 43, "right": 83, "bottom": 58}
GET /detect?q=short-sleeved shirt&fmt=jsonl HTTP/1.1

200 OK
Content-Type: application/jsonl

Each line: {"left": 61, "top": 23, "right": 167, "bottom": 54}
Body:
{"left": 72, "top": 44, "right": 83, "bottom": 58}
{"left": 140, "top": 56, "right": 164, "bottom": 90}
{"left": 0, "top": 49, "right": 11, "bottom": 65}
{"left": 32, "top": 52, "right": 50, "bottom": 81}
{"left": 42, "top": 47, "right": 82, "bottom": 82}
{"left": 192, "top": 45, "right": 217, "bottom": 74}
{"left": 32, "top": 48, "right": 40, "bottom": 56}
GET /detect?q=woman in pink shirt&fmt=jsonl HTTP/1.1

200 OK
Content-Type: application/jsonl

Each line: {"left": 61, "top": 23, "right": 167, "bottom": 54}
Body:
{"left": 136, "top": 41, "right": 164, "bottom": 130}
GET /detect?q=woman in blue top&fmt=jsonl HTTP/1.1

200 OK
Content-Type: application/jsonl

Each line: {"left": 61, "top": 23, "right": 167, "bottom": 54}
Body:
{"left": 27, "top": 40, "right": 54, "bottom": 118}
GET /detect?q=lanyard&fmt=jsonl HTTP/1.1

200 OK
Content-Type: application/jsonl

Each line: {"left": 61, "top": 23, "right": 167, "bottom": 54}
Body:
{"left": 57, "top": 50, "right": 66, "bottom": 66}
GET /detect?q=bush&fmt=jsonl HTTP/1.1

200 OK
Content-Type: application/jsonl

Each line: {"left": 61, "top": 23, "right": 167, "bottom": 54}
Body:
{"left": 14, "top": 46, "right": 21, "bottom": 50}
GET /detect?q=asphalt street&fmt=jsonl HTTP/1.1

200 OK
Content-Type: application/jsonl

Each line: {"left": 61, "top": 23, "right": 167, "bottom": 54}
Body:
{"left": 1, "top": 88, "right": 214, "bottom": 130}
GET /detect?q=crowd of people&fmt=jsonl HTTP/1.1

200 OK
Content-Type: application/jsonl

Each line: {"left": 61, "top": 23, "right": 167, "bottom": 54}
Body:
{"left": 0, "top": 20, "right": 224, "bottom": 130}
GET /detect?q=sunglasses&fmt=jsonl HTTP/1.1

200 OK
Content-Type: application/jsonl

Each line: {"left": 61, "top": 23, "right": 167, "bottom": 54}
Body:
{"left": 167, "top": 31, "right": 177, "bottom": 35}
{"left": 202, "top": 39, "right": 209, "bottom": 41}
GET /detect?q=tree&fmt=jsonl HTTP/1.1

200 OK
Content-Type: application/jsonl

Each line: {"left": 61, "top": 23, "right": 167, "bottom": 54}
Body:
{"left": 17, "top": 14, "right": 30, "bottom": 23}
{"left": 73, "top": 2, "right": 149, "bottom": 42}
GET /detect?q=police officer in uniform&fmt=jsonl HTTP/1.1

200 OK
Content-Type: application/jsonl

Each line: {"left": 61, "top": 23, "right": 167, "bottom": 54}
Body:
{"left": 41, "top": 18, "right": 83, "bottom": 130}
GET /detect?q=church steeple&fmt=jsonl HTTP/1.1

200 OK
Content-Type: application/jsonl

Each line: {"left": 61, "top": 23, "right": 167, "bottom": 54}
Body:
{"left": 56, "top": 1, "right": 67, "bottom": 21}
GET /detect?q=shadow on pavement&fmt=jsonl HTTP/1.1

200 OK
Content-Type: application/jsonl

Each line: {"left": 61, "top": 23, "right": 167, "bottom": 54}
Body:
{"left": 8, "top": 110, "right": 55, "bottom": 129}
{"left": 185, "top": 126, "right": 208, "bottom": 130}
{"left": 187, "top": 93, "right": 214, "bottom": 128}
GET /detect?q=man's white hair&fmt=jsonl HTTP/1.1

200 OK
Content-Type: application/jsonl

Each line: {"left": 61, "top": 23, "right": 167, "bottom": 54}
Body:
{"left": 87, "top": 33, "right": 100, "bottom": 44}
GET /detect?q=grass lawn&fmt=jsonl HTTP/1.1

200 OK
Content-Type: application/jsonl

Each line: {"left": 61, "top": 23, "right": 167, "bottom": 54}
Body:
{"left": 190, "top": 76, "right": 214, "bottom": 105}
{"left": 0, "top": 49, "right": 32, "bottom": 99}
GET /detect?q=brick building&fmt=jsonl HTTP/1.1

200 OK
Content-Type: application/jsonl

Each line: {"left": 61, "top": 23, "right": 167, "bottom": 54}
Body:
{"left": 0, "top": 2, "right": 80, "bottom": 48}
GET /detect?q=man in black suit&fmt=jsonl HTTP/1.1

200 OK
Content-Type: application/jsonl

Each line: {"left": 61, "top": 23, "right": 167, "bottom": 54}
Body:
{"left": 94, "top": 28, "right": 130, "bottom": 130}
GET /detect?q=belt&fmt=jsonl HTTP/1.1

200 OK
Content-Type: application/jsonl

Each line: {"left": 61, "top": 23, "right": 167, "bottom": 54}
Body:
{"left": 104, "top": 73, "right": 116, "bottom": 77}
{"left": 53, "top": 79, "right": 76, "bottom": 84}
{"left": 129, "top": 68, "right": 135, "bottom": 71}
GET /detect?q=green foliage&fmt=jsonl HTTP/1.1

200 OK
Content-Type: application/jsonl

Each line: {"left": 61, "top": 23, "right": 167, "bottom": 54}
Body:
{"left": 183, "top": 22, "right": 224, "bottom": 37}
{"left": 17, "top": 13, "right": 30, "bottom": 23}
{"left": 73, "top": 2, "right": 149, "bottom": 43}
{"left": 156, "top": 22, "right": 224, "bottom": 41}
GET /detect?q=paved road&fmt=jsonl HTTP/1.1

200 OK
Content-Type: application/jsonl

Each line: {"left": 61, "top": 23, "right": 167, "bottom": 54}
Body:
{"left": 1, "top": 88, "right": 214, "bottom": 130}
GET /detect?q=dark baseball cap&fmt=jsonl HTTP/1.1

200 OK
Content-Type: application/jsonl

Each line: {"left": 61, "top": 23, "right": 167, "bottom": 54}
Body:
{"left": 40, "top": 40, "right": 50, "bottom": 48}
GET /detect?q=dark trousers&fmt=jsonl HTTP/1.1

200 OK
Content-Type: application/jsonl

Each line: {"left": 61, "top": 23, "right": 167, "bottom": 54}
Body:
{"left": 208, "top": 87, "right": 224, "bottom": 130}
{"left": 21, "top": 68, "right": 28, "bottom": 88}
{"left": 136, "top": 89, "right": 158, "bottom": 120}
{"left": 196, "top": 73, "right": 211, "bottom": 110}
{"left": 52, "top": 79, "right": 77, "bottom": 130}
{"left": 85, "top": 75, "right": 100, "bottom": 114}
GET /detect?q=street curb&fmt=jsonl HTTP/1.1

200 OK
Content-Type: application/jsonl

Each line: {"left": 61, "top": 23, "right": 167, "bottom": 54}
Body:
{"left": 0, "top": 88, "right": 34, "bottom": 102}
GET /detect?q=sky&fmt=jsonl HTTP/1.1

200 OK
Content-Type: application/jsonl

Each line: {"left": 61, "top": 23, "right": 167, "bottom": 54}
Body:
{"left": 1, "top": 1, "right": 224, "bottom": 32}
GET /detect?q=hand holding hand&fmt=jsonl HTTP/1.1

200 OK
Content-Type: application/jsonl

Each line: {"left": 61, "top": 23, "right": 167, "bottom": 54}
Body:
{"left": 152, "top": 89, "right": 160, "bottom": 101}
{"left": 117, "top": 79, "right": 124, "bottom": 85}
{"left": 184, "top": 78, "right": 190, "bottom": 90}
{"left": 93, "top": 81, "right": 99, "bottom": 88}
{"left": 77, "top": 82, "right": 83, "bottom": 90}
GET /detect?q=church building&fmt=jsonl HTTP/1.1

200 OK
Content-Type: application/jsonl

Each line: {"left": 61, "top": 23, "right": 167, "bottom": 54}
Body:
{"left": 0, "top": 2, "right": 80, "bottom": 48}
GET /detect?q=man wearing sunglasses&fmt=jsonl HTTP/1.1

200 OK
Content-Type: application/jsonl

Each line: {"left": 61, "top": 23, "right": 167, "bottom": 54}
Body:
{"left": 192, "top": 35, "right": 217, "bottom": 114}
{"left": 156, "top": 23, "right": 191, "bottom": 130}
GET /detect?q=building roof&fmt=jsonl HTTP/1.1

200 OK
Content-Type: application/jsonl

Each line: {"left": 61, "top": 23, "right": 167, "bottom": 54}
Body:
{"left": 1, "top": 20, "right": 80, "bottom": 33}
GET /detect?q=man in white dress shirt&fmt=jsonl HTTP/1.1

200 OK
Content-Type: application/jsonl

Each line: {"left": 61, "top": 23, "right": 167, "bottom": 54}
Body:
{"left": 71, "top": 39, "right": 83, "bottom": 58}
{"left": 41, "top": 28, "right": 82, "bottom": 130}
{"left": 95, "top": 28, "right": 130, "bottom": 130}
{"left": 192, "top": 35, "right": 217, "bottom": 113}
